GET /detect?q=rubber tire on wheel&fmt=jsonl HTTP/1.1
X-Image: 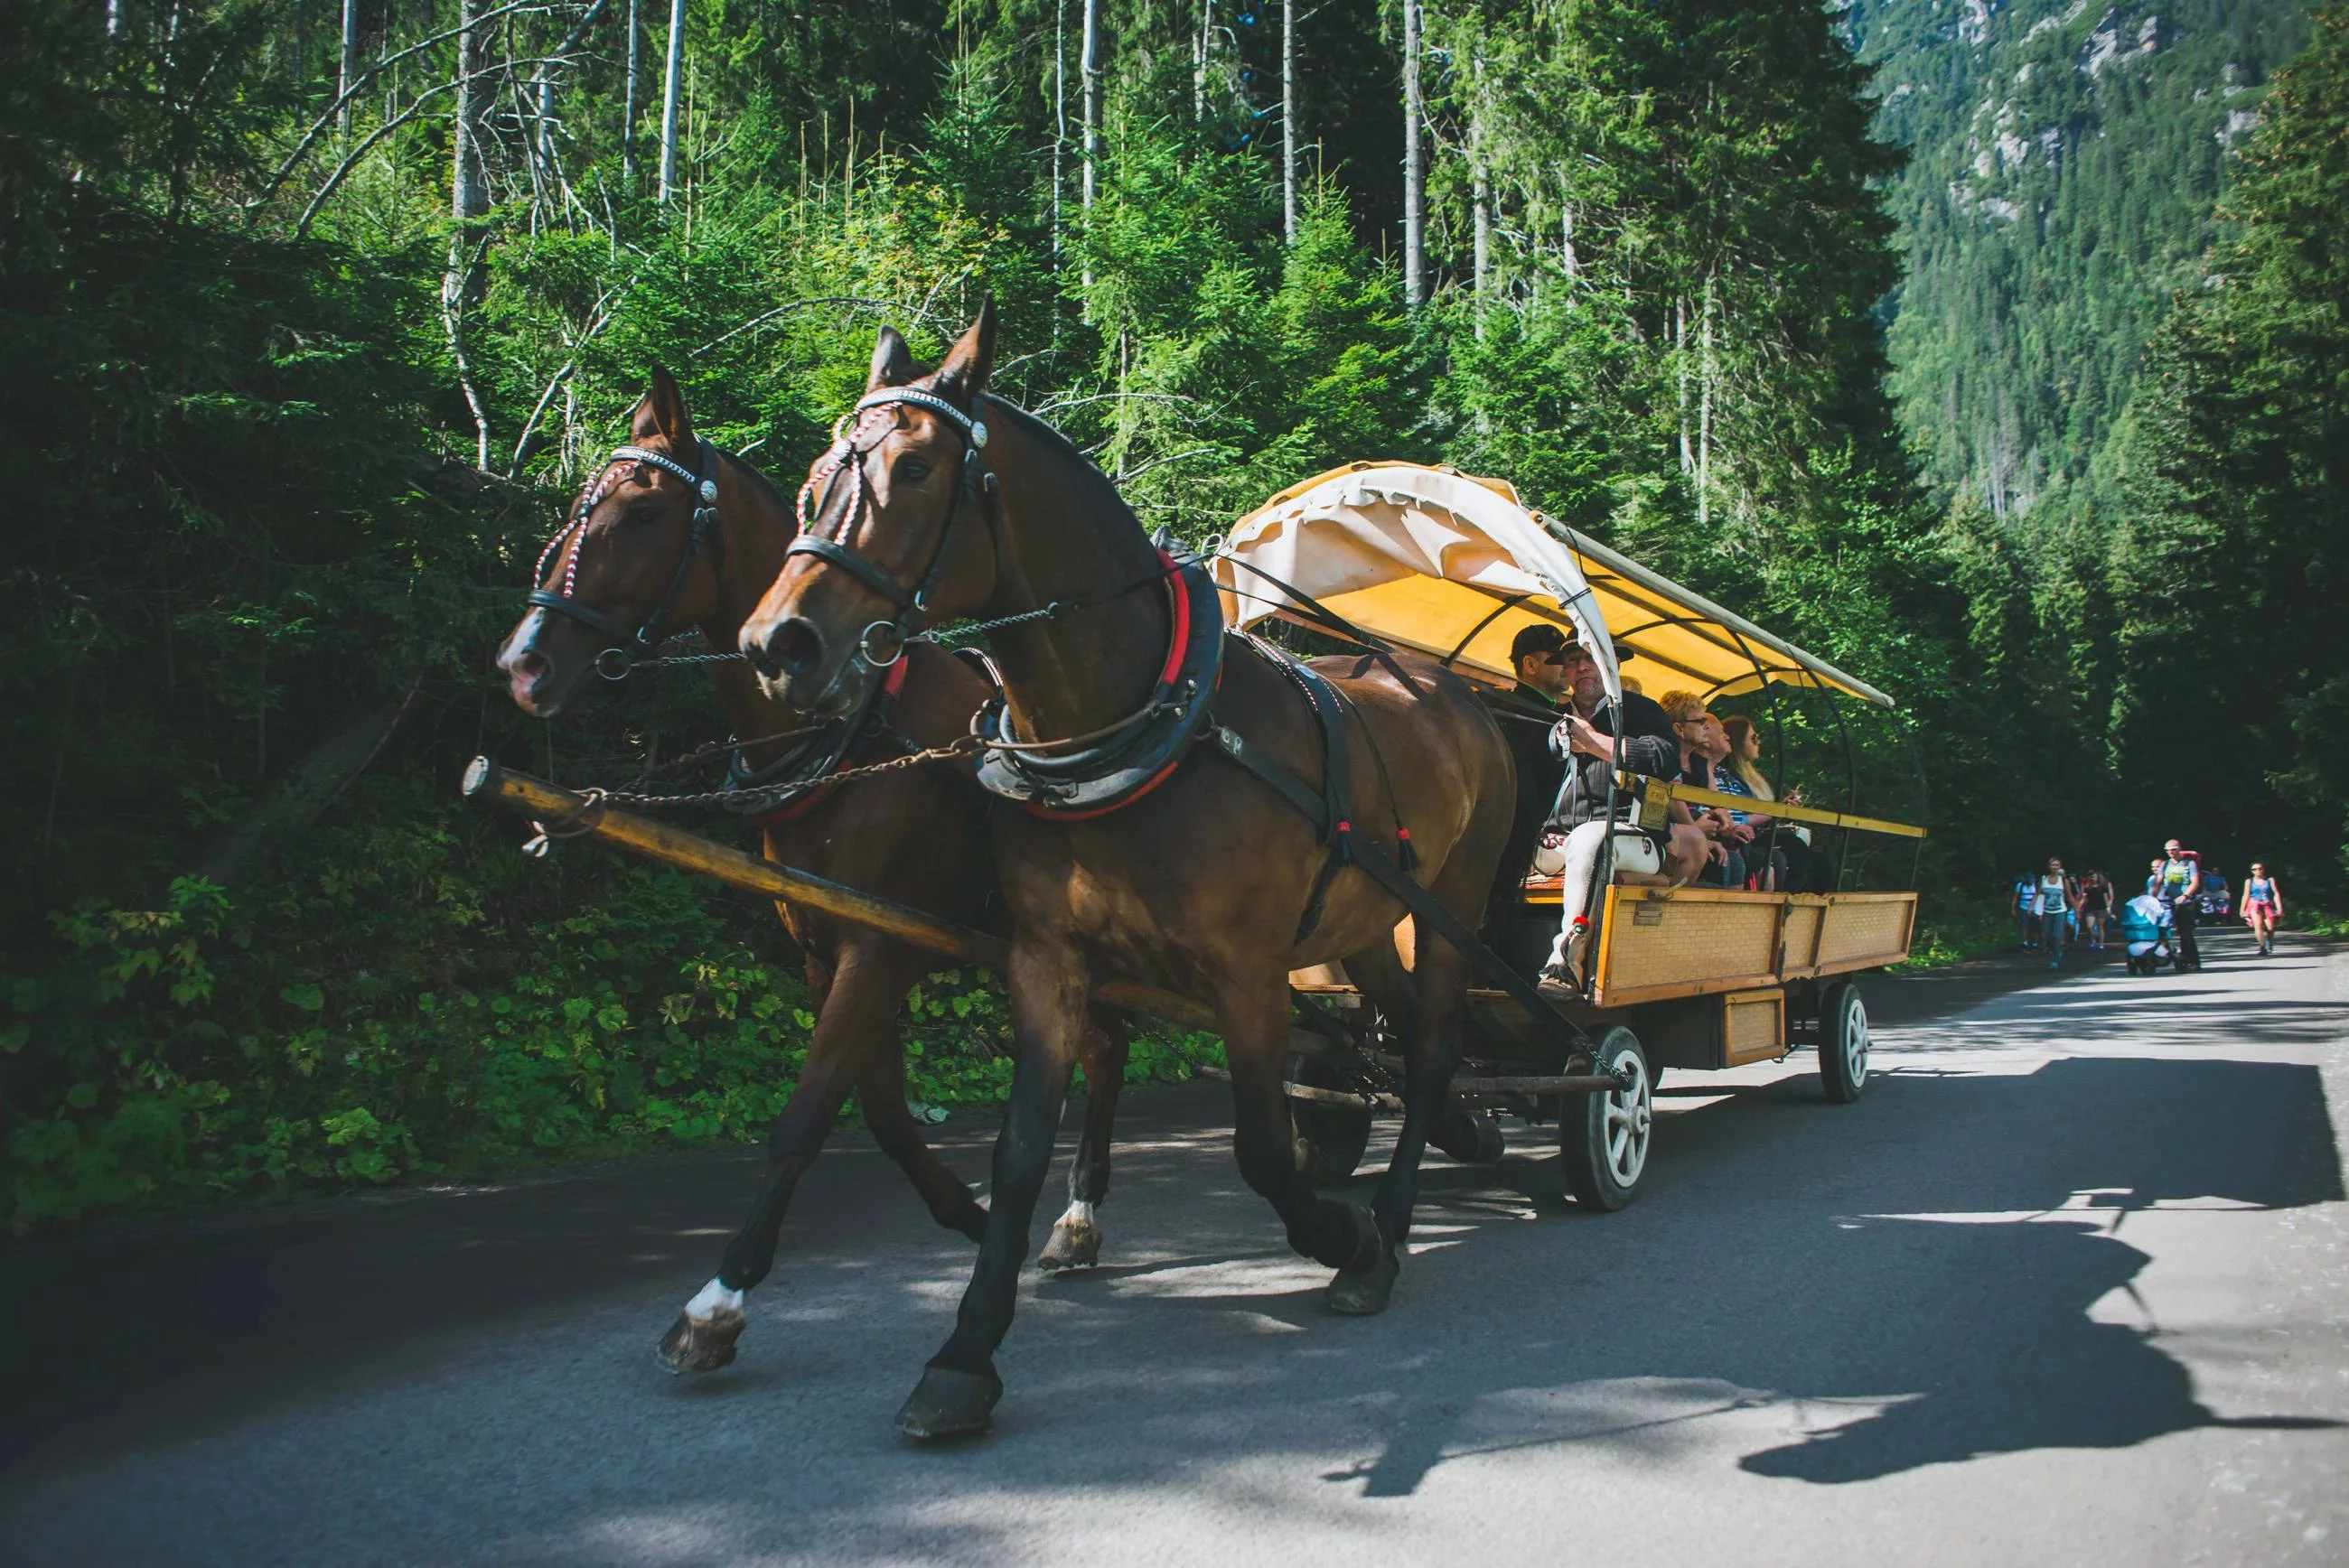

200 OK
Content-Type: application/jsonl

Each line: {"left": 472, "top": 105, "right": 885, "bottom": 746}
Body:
{"left": 1288, "top": 1054, "right": 1373, "bottom": 1181}
{"left": 1558, "top": 1026, "right": 1652, "bottom": 1211}
{"left": 1819, "top": 980, "right": 1869, "bottom": 1104}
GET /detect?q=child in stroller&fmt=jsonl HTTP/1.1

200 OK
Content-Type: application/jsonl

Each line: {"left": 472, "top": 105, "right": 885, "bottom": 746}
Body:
{"left": 2120, "top": 892, "right": 2175, "bottom": 975}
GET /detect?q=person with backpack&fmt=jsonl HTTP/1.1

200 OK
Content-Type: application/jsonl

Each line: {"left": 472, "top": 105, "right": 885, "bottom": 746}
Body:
{"left": 2014, "top": 871, "right": 2040, "bottom": 949}
{"left": 2154, "top": 840, "right": 2204, "bottom": 971}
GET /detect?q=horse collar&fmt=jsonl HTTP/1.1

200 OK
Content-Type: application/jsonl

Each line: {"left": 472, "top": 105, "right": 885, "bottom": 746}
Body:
{"left": 973, "top": 554, "right": 1226, "bottom": 818}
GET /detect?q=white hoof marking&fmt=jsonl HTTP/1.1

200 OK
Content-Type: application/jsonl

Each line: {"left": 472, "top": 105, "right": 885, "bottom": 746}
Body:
{"left": 685, "top": 1276, "right": 746, "bottom": 1323}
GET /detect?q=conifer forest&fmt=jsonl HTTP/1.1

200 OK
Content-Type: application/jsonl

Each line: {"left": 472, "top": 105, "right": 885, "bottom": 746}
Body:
{"left": 5, "top": 0, "right": 2344, "bottom": 1227}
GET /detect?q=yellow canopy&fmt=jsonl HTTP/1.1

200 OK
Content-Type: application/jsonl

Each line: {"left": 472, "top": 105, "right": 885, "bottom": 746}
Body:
{"left": 1212, "top": 462, "right": 1894, "bottom": 709}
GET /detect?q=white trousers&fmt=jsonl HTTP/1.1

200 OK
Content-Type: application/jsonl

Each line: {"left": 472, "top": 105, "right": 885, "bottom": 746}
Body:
{"left": 1545, "top": 820, "right": 1661, "bottom": 969}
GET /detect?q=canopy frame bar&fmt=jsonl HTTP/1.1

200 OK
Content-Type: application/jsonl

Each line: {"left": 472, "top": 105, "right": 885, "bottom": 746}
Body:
{"left": 1540, "top": 519, "right": 1895, "bottom": 708}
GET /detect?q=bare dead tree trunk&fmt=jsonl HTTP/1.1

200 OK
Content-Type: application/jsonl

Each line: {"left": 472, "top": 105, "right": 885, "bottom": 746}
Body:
{"left": 1281, "top": 0, "right": 1297, "bottom": 244}
{"left": 1470, "top": 42, "right": 1489, "bottom": 334}
{"left": 1194, "top": 0, "right": 1212, "bottom": 121}
{"left": 536, "top": 0, "right": 609, "bottom": 197}
{"left": 1698, "top": 268, "right": 1715, "bottom": 529}
{"left": 1053, "top": 0, "right": 1067, "bottom": 257}
{"left": 1676, "top": 294, "right": 1691, "bottom": 474}
{"left": 658, "top": 0, "right": 685, "bottom": 203}
{"left": 1401, "top": 0, "right": 1424, "bottom": 306}
{"left": 622, "top": 0, "right": 640, "bottom": 184}
{"left": 452, "top": 0, "right": 490, "bottom": 217}
{"left": 338, "top": 0, "right": 360, "bottom": 135}
{"left": 1081, "top": 0, "right": 1100, "bottom": 211}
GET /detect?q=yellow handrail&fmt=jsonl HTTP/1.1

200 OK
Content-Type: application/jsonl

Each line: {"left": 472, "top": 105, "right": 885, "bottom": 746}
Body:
{"left": 1622, "top": 775, "right": 1926, "bottom": 840}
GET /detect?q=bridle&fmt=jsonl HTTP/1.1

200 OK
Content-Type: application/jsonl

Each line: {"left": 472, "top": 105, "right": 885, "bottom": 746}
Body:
{"left": 531, "top": 437, "right": 727, "bottom": 679}
{"left": 790, "top": 386, "right": 996, "bottom": 670}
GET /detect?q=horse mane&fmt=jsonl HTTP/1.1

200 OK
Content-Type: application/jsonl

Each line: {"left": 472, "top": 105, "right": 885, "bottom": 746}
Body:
{"left": 719, "top": 445, "right": 796, "bottom": 523}
{"left": 978, "top": 393, "right": 1146, "bottom": 539}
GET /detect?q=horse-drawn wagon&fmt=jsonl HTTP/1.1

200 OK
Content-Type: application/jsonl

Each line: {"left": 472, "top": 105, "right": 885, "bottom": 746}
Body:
{"left": 1213, "top": 462, "right": 1925, "bottom": 1209}
{"left": 469, "top": 311, "right": 1925, "bottom": 1436}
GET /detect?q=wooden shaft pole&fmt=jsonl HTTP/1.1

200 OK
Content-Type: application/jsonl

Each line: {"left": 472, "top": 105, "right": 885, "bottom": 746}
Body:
{"left": 461, "top": 759, "right": 1275, "bottom": 1045}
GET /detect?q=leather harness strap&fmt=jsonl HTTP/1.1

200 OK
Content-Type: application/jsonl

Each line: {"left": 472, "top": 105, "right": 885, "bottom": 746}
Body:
{"left": 530, "top": 439, "right": 727, "bottom": 677}
{"left": 729, "top": 653, "right": 913, "bottom": 828}
{"left": 1212, "top": 642, "right": 1593, "bottom": 1050}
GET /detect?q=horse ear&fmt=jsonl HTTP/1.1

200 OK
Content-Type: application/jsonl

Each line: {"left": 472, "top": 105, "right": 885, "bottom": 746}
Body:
{"left": 867, "top": 327, "right": 917, "bottom": 391}
{"left": 634, "top": 366, "right": 693, "bottom": 446}
{"left": 931, "top": 297, "right": 996, "bottom": 409}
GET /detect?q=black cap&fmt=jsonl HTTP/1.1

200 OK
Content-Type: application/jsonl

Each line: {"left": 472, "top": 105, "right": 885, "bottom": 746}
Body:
{"left": 1508, "top": 621, "right": 1631, "bottom": 667}
{"left": 1510, "top": 623, "right": 1569, "bottom": 664}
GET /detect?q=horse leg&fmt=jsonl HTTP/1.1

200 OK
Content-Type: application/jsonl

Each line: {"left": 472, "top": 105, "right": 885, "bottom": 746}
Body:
{"left": 856, "top": 1024, "right": 989, "bottom": 1242}
{"left": 1366, "top": 930, "right": 1473, "bottom": 1265}
{"left": 1346, "top": 941, "right": 1494, "bottom": 1169}
{"left": 1039, "top": 1007, "right": 1130, "bottom": 1272}
{"left": 895, "top": 938, "right": 1089, "bottom": 1440}
{"left": 655, "top": 942, "right": 895, "bottom": 1375}
{"left": 1220, "top": 983, "right": 1390, "bottom": 1311}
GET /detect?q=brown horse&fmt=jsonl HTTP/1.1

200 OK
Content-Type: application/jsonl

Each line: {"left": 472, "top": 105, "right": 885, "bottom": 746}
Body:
{"left": 494, "top": 367, "right": 1129, "bottom": 1377}
{"left": 742, "top": 304, "right": 1518, "bottom": 1439}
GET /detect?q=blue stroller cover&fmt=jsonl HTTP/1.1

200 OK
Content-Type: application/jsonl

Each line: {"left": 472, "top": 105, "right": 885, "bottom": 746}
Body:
{"left": 2120, "top": 894, "right": 2171, "bottom": 957}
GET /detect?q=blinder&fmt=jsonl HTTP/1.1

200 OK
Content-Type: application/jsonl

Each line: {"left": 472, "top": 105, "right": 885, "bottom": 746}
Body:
{"left": 529, "top": 438, "right": 727, "bottom": 678}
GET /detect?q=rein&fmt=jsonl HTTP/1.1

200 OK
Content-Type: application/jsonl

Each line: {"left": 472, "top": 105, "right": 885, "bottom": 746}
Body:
{"left": 531, "top": 439, "right": 743, "bottom": 679}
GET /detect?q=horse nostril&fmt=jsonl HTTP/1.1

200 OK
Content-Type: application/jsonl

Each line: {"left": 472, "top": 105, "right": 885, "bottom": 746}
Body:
{"left": 510, "top": 650, "right": 549, "bottom": 684}
{"left": 773, "top": 618, "right": 825, "bottom": 681}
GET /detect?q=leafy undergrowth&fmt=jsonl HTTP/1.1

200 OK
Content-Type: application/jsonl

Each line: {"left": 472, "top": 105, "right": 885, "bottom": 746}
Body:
{"left": 1887, "top": 897, "right": 2019, "bottom": 972}
{"left": 0, "top": 804, "right": 1223, "bottom": 1236}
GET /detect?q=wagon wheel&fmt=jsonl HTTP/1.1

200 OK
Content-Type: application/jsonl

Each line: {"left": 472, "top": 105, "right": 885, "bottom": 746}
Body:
{"left": 1818, "top": 980, "right": 1869, "bottom": 1104}
{"left": 1558, "top": 1026, "right": 1652, "bottom": 1211}
{"left": 1288, "top": 1053, "right": 1375, "bottom": 1181}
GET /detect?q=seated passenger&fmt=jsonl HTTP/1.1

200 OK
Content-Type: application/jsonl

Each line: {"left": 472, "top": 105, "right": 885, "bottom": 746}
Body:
{"left": 1719, "top": 714, "right": 1831, "bottom": 893}
{"left": 1657, "top": 692, "right": 1750, "bottom": 888}
{"left": 1536, "top": 636, "right": 1713, "bottom": 986}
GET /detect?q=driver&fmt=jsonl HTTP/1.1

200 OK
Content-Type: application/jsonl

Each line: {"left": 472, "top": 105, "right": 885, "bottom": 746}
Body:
{"left": 1536, "top": 628, "right": 1711, "bottom": 986}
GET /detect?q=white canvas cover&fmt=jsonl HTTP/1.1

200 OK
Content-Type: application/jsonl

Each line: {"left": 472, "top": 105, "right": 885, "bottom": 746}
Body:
{"left": 1212, "top": 462, "right": 1892, "bottom": 708}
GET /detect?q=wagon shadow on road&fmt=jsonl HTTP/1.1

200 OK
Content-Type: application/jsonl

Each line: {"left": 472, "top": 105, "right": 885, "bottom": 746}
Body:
{"left": 1015, "top": 1049, "right": 2346, "bottom": 1504}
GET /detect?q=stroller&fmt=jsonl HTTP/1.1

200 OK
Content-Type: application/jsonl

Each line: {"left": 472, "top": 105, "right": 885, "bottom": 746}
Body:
{"left": 2120, "top": 893, "right": 2175, "bottom": 975}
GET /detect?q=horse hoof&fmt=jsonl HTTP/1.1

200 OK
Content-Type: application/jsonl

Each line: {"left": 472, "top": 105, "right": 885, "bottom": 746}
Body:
{"left": 1326, "top": 1235, "right": 1399, "bottom": 1317}
{"left": 656, "top": 1309, "right": 745, "bottom": 1375}
{"left": 894, "top": 1364, "right": 1003, "bottom": 1441}
{"left": 1037, "top": 1216, "right": 1102, "bottom": 1272}
{"left": 946, "top": 1199, "right": 989, "bottom": 1245}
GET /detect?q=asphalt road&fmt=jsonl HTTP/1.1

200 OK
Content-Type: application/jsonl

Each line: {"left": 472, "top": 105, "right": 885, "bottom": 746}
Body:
{"left": 5, "top": 930, "right": 2346, "bottom": 1567}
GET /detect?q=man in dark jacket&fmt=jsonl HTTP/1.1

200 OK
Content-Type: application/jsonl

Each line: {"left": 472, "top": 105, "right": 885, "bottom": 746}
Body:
{"left": 1537, "top": 630, "right": 1710, "bottom": 985}
{"left": 1483, "top": 623, "right": 1574, "bottom": 927}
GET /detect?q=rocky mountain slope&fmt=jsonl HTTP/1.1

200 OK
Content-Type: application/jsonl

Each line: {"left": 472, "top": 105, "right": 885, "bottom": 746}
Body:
{"left": 1848, "top": 0, "right": 2311, "bottom": 520}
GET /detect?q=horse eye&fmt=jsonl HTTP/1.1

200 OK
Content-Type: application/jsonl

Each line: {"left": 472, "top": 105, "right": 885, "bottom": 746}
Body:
{"left": 893, "top": 457, "right": 931, "bottom": 484}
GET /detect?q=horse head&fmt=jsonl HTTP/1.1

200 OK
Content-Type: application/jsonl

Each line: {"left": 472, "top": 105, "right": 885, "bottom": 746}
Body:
{"left": 496, "top": 367, "right": 730, "bottom": 717}
{"left": 741, "top": 304, "right": 1004, "bottom": 715}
